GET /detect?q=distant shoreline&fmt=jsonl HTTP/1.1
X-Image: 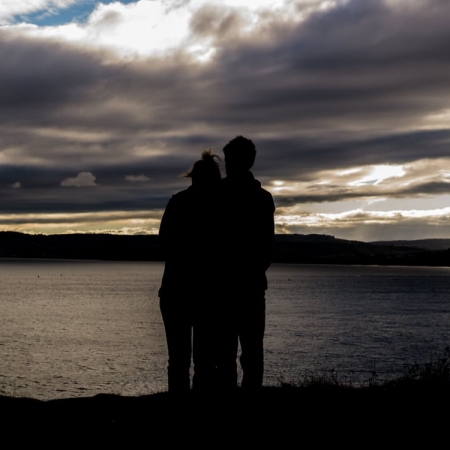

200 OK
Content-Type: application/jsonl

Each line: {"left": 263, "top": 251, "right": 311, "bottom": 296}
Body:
{"left": 1, "top": 231, "right": 449, "bottom": 266}
{"left": 1, "top": 257, "right": 450, "bottom": 270}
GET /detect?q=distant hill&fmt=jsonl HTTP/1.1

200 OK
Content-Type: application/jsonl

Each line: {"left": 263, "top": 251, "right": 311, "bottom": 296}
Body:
{"left": 370, "top": 239, "right": 450, "bottom": 251}
{"left": 0, "top": 231, "right": 449, "bottom": 267}
{"left": 0, "top": 231, "right": 162, "bottom": 261}
{"left": 273, "top": 234, "right": 450, "bottom": 266}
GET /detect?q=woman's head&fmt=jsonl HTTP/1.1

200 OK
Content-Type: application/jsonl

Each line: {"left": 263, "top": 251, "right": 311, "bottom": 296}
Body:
{"left": 184, "top": 149, "right": 222, "bottom": 186}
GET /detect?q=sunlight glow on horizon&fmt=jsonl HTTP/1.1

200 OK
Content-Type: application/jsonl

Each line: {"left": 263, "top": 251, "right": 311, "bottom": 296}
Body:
{"left": 2, "top": 203, "right": 449, "bottom": 237}
{"left": 0, "top": 209, "right": 162, "bottom": 235}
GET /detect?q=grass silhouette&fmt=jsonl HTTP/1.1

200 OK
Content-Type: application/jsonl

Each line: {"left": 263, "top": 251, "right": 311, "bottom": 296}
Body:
{"left": 1, "top": 350, "right": 448, "bottom": 444}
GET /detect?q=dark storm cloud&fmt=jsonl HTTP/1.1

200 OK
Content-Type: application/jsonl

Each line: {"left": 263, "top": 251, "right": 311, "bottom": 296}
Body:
{"left": 0, "top": 36, "right": 102, "bottom": 113}
{"left": 1, "top": 0, "right": 450, "bottom": 219}
{"left": 204, "top": 1, "right": 450, "bottom": 120}
{"left": 403, "top": 181, "right": 450, "bottom": 197}
{"left": 253, "top": 128, "right": 450, "bottom": 187}
{"left": 0, "top": 160, "right": 190, "bottom": 213}
{"left": 0, "top": 181, "right": 172, "bottom": 214}
{"left": 274, "top": 179, "right": 450, "bottom": 208}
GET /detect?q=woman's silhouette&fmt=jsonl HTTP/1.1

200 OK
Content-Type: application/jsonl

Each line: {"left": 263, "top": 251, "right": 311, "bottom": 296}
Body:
{"left": 158, "top": 150, "right": 222, "bottom": 393}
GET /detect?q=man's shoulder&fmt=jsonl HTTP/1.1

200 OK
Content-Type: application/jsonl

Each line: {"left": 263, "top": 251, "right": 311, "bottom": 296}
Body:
{"left": 252, "top": 178, "right": 274, "bottom": 204}
{"left": 259, "top": 186, "right": 275, "bottom": 211}
{"left": 221, "top": 179, "right": 274, "bottom": 216}
{"left": 252, "top": 182, "right": 273, "bottom": 199}
{"left": 259, "top": 185, "right": 273, "bottom": 197}
{"left": 221, "top": 172, "right": 268, "bottom": 191}
{"left": 221, "top": 174, "right": 274, "bottom": 200}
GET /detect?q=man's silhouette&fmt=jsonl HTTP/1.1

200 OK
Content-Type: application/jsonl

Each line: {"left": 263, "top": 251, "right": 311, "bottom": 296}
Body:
{"left": 217, "top": 136, "right": 275, "bottom": 390}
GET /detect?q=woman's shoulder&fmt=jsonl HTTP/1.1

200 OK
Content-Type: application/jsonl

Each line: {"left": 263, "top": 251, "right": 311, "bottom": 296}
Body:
{"left": 170, "top": 187, "right": 194, "bottom": 202}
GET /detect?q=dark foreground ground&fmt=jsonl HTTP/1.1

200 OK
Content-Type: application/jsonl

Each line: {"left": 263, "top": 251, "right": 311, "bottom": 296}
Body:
{"left": 1, "top": 381, "right": 449, "bottom": 445}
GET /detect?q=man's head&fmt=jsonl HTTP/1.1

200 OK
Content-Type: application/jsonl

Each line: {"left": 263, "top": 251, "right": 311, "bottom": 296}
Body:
{"left": 223, "top": 136, "right": 256, "bottom": 176}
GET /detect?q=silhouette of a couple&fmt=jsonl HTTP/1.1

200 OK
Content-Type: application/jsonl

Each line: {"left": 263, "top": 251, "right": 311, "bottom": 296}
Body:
{"left": 158, "top": 136, "right": 275, "bottom": 393}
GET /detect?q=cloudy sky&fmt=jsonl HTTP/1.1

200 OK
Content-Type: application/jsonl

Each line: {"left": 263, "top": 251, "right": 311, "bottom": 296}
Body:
{"left": 1, "top": 0, "right": 449, "bottom": 241}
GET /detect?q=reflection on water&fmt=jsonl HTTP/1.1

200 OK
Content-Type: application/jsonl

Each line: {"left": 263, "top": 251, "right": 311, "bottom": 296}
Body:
{"left": 265, "top": 264, "right": 450, "bottom": 386}
{"left": 0, "top": 259, "right": 449, "bottom": 400}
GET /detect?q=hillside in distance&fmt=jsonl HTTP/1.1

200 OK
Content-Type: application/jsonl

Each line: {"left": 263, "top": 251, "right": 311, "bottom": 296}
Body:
{"left": 370, "top": 238, "right": 450, "bottom": 250}
{"left": 273, "top": 233, "right": 450, "bottom": 266}
{"left": 0, "top": 231, "right": 449, "bottom": 266}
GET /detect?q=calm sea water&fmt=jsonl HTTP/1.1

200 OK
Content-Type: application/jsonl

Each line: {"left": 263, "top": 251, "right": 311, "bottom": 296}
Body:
{"left": 0, "top": 259, "right": 449, "bottom": 400}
